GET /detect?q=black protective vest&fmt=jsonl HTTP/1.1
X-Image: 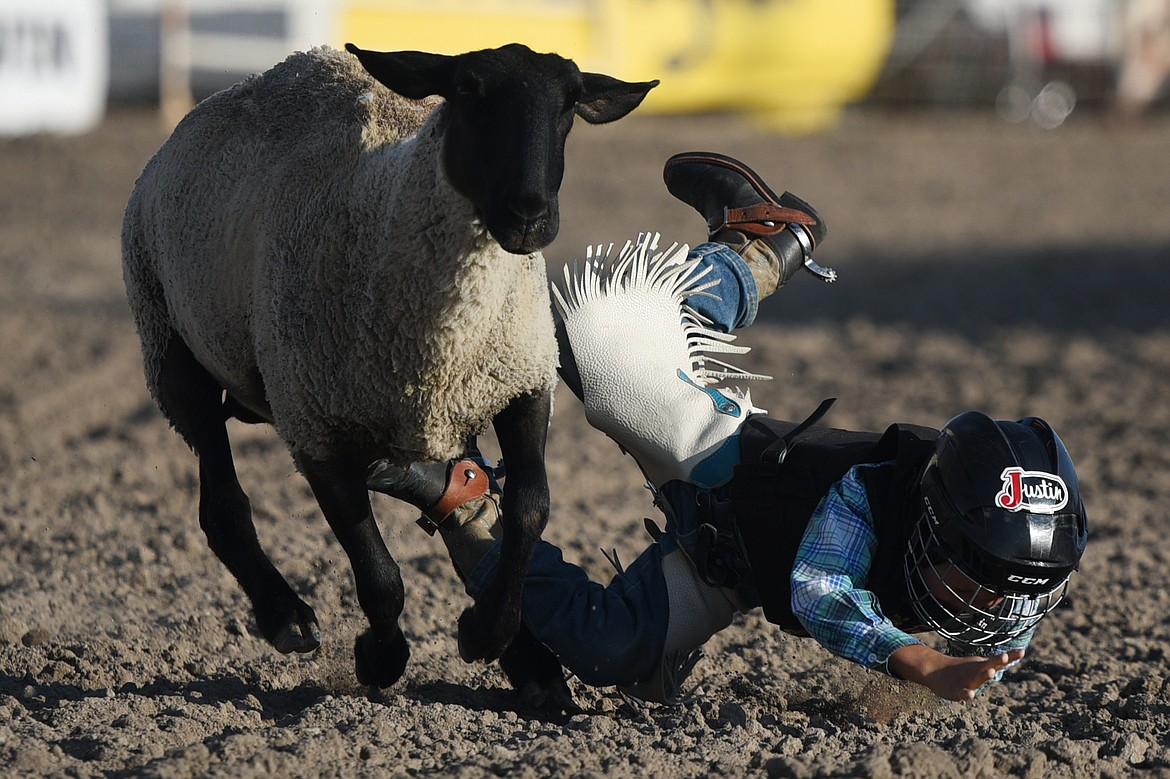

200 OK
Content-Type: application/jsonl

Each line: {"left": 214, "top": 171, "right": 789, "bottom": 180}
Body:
{"left": 729, "top": 410, "right": 939, "bottom": 633}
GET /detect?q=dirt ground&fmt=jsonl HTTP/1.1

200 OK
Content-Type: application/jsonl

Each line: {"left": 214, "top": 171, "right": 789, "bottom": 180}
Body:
{"left": 2, "top": 101, "right": 1169, "bottom": 778}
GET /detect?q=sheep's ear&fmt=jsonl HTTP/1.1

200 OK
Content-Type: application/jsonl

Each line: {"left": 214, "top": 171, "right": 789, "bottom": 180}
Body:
{"left": 575, "top": 74, "right": 659, "bottom": 124}
{"left": 345, "top": 43, "right": 455, "bottom": 99}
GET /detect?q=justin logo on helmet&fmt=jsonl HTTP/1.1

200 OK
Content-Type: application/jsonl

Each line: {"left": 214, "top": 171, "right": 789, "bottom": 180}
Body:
{"left": 995, "top": 467, "right": 1069, "bottom": 513}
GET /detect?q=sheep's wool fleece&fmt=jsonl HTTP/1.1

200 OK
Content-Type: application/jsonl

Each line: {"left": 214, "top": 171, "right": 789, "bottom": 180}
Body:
{"left": 122, "top": 46, "right": 558, "bottom": 462}
{"left": 552, "top": 234, "right": 767, "bottom": 488}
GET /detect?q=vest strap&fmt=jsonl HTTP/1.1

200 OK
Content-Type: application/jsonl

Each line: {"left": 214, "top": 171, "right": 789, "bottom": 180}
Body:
{"left": 759, "top": 397, "right": 838, "bottom": 471}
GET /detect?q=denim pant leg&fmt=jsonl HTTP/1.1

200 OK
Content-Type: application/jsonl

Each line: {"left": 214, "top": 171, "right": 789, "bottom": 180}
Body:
{"left": 468, "top": 539, "right": 670, "bottom": 688}
{"left": 686, "top": 241, "right": 760, "bottom": 332}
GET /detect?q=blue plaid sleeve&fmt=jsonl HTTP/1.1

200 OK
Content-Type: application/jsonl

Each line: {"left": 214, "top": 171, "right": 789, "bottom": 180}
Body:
{"left": 790, "top": 465, "right": 922, "bottom": 673}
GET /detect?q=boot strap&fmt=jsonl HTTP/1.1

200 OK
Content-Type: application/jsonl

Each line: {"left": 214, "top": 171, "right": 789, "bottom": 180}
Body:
{"left": 712, "top": 204, "right": 818, "bottom": 236}
{"left": 415, "top": 459, "right": 490, "bottom": 535}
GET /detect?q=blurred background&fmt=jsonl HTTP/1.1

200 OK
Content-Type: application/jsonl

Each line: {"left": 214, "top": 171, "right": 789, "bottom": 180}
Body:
{"left": 3, "top": 0, "right": 1169, "bottom": 138}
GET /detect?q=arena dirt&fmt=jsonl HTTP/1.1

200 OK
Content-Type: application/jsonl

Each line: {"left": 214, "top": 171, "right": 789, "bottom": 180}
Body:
{"left": 1, "top": 106, "right": 1168, "bottom": 777}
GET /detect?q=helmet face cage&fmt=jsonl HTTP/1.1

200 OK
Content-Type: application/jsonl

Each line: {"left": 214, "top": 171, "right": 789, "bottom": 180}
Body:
{"left": 904, "top": 511, "right": 1070, "bottom": 649}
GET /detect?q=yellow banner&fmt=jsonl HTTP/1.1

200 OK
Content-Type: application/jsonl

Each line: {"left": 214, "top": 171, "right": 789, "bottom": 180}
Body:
{"left": 338, "top": 0, "right": 894, "bottom": 134}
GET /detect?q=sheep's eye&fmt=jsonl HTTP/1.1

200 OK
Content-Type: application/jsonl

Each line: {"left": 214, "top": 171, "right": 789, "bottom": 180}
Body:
{"left": 565, "top": 84, "right": 582, "bottom": 112}
{"left": 453, "top": 77, "right": 481, "bottom": 99}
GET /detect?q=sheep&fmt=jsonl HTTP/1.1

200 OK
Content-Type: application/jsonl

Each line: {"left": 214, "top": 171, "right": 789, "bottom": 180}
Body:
{"left": 121, "top": 42, "right": 657, "bottom": 692}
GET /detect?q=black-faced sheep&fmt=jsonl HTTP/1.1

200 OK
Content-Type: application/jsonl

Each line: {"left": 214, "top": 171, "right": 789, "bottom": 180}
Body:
{"left": 121, "top": 43, "right": 657, "bottom": 690}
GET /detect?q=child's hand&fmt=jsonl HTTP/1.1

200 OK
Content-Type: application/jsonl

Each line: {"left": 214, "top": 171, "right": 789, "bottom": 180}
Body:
{"left": 889, "top": 644, "right": 1026, "bottom": 701}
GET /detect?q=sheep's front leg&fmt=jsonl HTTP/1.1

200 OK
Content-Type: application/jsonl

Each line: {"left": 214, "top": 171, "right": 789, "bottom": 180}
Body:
{"left": 297, "top": 453, "right": 410, "bottom": 687}
{"left": 458, "top": 389, "right": 552, "bottom": 663}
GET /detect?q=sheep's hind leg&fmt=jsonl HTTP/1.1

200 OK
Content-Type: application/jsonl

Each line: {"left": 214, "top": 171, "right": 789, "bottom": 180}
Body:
{"left": 499, "top": 625, "right": 578, "bottom": 714}
{"left": 154, "top": 337, "right": 321, "bottom": 654}
{"left": 459, "top": 390, "right": 552, "bottom": 663}
{"left": 297, "top": 454, "right": 410, "bottom": 688}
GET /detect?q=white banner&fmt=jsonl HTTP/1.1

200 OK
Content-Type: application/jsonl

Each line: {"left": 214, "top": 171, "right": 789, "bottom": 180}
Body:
{"left": 0, "top": 0, "right": 107, "bottom": 136}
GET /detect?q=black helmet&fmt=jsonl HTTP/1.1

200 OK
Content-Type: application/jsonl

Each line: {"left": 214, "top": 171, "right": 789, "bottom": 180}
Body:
{"left": 904, "top": 412, "right": 1088, "bottom": 649}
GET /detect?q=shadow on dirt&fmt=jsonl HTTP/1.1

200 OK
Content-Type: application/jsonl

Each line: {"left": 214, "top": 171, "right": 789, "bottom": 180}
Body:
{"left": 401, "top": 679, "right": 583, "bottom": 724}
{"left": 0, "top": 671, "right": 332, "bottom": 723}
{"left": 756, "top": 244, "right": 1170, "bottom": 337}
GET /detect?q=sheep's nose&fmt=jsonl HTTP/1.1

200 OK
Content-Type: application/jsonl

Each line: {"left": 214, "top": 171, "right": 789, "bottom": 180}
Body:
{"left": 510, "top": 193, "right": 551, "bottom": 223}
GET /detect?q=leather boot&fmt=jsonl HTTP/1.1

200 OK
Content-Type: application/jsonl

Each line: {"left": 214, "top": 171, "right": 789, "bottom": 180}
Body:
{"left": 663, "top": 151, "right": 834, "bottom": 297}
{"left": 367, "top": 458, "right": 501, "bottom": 577}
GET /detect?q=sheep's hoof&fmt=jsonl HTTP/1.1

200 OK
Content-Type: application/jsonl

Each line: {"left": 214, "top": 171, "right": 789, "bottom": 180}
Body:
{"left": 510, "top": 674, "right": 578, "bottom": 716}
{"left": 354, "top": 627, "right": 410, "bottom": 688}
{"left": 270, "top": 622, "right": 321, "bottom": 654}
{"left": 257, "top": 599, "right": 321, "bottom": 654}
{"left": 499, "top": 629, "right": 578, "bottom": 715}
{"left": 456, "top": 605, "right": 516, "bottom": 663}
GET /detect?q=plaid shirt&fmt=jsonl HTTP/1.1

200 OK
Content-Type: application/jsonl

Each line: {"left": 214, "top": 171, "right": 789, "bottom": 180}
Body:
{"left": 790, "top": 463, "right": 1032, "bottom": 678}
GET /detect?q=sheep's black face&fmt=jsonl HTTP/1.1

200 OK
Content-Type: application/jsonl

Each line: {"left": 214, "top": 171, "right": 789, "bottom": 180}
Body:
{"left": 439, "top": 52, "right": 572, "bottom": 254}
{"left": 346, "top": 43, "right": 659, "bottom": 255}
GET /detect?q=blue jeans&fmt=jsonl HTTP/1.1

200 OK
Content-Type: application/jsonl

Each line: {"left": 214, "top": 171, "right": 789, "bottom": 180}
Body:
{"left": 683, "top": 240, "right": 763, "bottom": 332}
{"left": 468, "top": 243, "right": 757, "bottom": 687}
